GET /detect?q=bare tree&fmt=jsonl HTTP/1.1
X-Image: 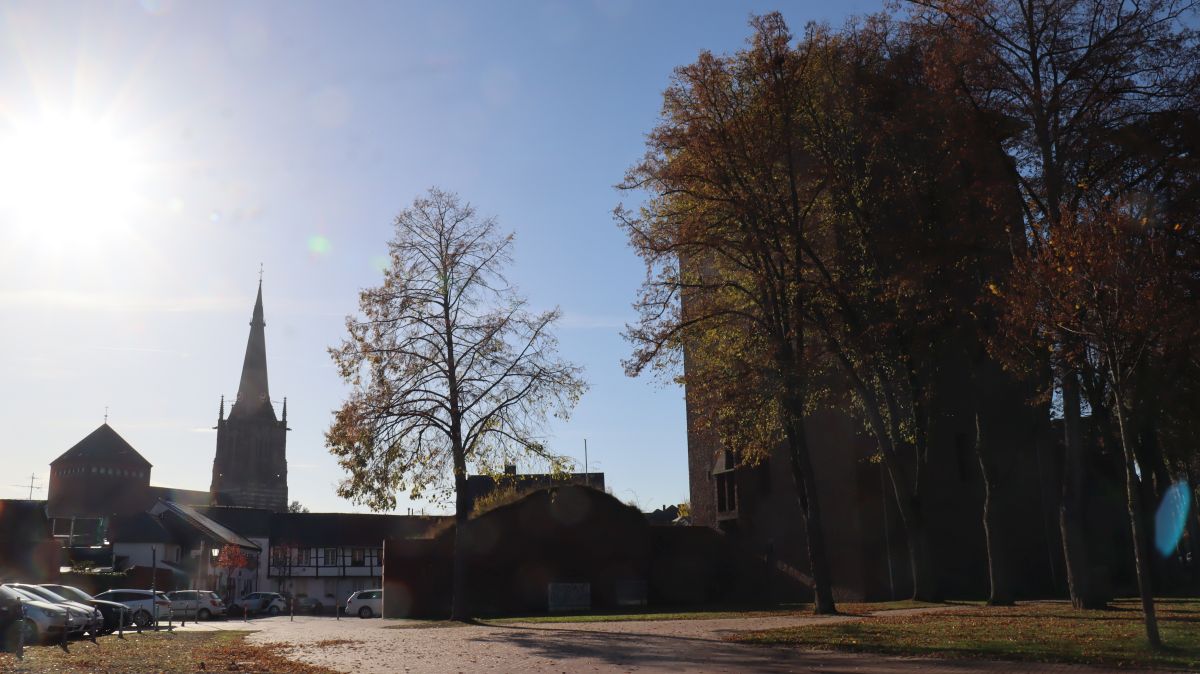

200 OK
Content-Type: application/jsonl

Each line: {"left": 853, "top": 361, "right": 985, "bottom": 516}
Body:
{"left": 327, "top": 188, "right": 586, "bottom": 620}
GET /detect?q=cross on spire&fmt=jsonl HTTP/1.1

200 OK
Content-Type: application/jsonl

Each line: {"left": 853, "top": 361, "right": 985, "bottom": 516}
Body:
{"left": 258, "top": 263, "right": 264, "bottom": 284}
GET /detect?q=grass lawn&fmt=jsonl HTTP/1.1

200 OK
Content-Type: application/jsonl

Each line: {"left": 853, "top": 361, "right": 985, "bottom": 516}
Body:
{"left": 732, "top": 598, "right": 1200, "bottom": 671}
{"left": 0, "top": 630, "right": 338, "bottom": 673}
{"left": 483, "top": 599, "right": 957, "bottom": 624}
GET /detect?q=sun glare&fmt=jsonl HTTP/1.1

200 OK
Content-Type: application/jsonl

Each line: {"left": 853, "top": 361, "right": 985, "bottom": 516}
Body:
{"left": 0, "top": 114, "right": 146, "bottom": 250}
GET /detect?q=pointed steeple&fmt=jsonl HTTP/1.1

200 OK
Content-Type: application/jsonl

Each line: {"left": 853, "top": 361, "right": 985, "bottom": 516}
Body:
{"left": 229, "top": 280, "right": 275, "bottom": 420}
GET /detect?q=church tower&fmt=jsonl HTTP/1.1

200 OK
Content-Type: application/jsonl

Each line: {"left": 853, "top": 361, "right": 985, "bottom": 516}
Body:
{"left": 210, "top": 280, "right": 289, "bottom": 511}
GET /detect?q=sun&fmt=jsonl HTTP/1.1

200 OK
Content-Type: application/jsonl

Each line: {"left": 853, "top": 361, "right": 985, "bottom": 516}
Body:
{"left": 0, "top": 113, "right": 146, "bottom": 251}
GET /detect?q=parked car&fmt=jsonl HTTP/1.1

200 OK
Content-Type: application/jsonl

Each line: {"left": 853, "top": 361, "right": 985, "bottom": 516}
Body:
{"left": 345, "top": 589, "right": 382, "bottom": 618}
{"left": 4, "top": 584, "right": 97, "bottom": 636}
{"left": 92, "top": 589, "right": 172, "bottom": 628}
{"left": 293, "top": 594, "right": 324, "bottom": 614}
{"left": 228, "top": 592, "right": 287, "bottom": 617}
{"left": 0, "top": 586, "right": 26, "bottom": 650}
{"left": 40, "top": 583, "right": 132, "bottom": 633}
{"left": 166, "top": 590, "right": 226, "bottom": 620}
{"left": 2, "top": 586, "right": 68, "bottom": 643}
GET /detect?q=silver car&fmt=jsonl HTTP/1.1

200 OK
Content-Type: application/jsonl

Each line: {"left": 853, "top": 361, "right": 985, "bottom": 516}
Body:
{"left": 93, "top": 589, "right": 173, "bottom": 628}
{"left": 7, "top": 584, "right": 102, "bottom": 636}
{"left": 3, "top": 586, "right": 74, "bottom": 641}
{"left": 166, "top": 590, "right": 227, "bottom": 620}
{"left": 345, "top": 589, "right": 383, "bottom": 619}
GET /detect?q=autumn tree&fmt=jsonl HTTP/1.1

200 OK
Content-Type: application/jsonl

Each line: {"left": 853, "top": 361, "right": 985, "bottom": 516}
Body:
{"left": 907, "top": 0, "right": 1200, "bottom": 610}
{"left": 327, "top": 188, "right": 586, "bottom": 620}
{"left": 996, "top": 198, "right": 1196, "bottom": 646}
{"left": 214, "top": 544, "right": 249, "bottom": 600}
{"left": 619, "top": 14, "right": 839, "bottom": 613}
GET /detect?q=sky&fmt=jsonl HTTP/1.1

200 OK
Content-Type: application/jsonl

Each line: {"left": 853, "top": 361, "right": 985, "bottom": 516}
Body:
{"left": 0, "top": 0, "right": 883, "bottom": 513}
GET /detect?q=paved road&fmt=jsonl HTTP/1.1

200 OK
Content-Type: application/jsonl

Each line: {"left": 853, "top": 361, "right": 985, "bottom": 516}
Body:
{"left": 174, "top": 610, "right": 1140, "bottom": 673}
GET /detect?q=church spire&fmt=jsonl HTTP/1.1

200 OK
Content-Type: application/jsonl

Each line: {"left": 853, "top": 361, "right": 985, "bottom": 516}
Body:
{"left": 229, "top": 279, "right": 274, "bottom": 420}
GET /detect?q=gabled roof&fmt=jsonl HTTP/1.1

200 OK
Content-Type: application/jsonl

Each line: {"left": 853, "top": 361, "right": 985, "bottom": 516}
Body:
{"left": 151, "top": 500, "right": 259, "bottom": 550}
{"left": 192, "top": 505, "right": 273, "bottom": 539}
{"left": 270, "top": 512, "right": 446, "bottom": 547}
{"left": 109, "top": 512, "right": 176, "bottom": 544}
{"left": 51, "top": 424, "right": 151, "bottom": 467}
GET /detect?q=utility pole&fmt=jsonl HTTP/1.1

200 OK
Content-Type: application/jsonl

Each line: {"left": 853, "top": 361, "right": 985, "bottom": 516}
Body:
{"left": 9, "top": 474, "right": 42, "bottom": 500}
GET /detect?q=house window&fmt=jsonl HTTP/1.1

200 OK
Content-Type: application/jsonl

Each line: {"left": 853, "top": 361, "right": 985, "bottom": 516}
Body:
{"left": 351, "top": 548, "right": 365, "bottom": 567}
{"left": 324, "top": 548, "right": 338, "bottom": 566}
{"left": 716, "top": 473, "right": 737, "bottom": 514}
{"left": 296, "top": 548, "right": 311, "bottom": 566}
{"left": 714, "top": 450, "right": 737, "bottom": 515}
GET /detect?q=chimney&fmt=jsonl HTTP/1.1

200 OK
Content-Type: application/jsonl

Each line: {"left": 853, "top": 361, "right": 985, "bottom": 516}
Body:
{"left": 504, "top": 464, "right": 517, "bottom": 476}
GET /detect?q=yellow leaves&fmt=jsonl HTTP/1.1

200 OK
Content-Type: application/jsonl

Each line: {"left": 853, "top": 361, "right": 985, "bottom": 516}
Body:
{"left": 1174, "top": 223, "right": 1183, "bottom": 232}
{"left": 987, "top": 282, "right": 1001, "bottom": 297}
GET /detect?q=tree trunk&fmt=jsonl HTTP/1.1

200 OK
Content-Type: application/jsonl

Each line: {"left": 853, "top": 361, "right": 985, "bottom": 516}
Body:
{"left": 1059, "top": 371, "right": 1104, "bottom": 609}
{"left": 1113, "top": 391, "right": 1162, "bottom": 648}
{"left": 450, "top": 455, "right": 470, "bottom": 621}
{"left": 782, "top": 408, "right": 837, "bottom": 614}
{"left": 889, "top": 479, "right": 939, "bottom": 602}
{"left": 976, "top": 410, "right": 1014, "bottom": 605}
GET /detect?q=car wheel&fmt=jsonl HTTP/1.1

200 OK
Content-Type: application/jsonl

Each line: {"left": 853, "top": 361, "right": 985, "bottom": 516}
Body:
{"left": 132, "top": 610, "right": 153, "bottom": 628}
{"left": 358, "top": 606, "right": 373, "bottom": 619}
{"left": 267, "top": 605, "right": 281, "bottom": 616}
{"left": 198, "top": 608, "right": 212, "bottom": 621}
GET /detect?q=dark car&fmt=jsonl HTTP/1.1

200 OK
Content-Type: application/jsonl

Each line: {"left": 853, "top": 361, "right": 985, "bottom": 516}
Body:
{"left": 40, "top": 584, "right": 131, "bottom": 633}
{"left": 293, "top": 594, "right": 324, "bottom": 614}
{"left": 0, "top": 586, "right": 22, "bottom": 652}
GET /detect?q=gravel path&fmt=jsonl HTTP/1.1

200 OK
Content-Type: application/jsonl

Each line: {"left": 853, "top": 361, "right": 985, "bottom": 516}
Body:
{"left": 173, "top": 610, "right": 1138, "bottom": 673}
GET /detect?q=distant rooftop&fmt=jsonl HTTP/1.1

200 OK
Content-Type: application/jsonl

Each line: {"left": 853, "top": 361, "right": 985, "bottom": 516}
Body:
{"left": 51, "top": 423, "right": 151, "bottom": 467}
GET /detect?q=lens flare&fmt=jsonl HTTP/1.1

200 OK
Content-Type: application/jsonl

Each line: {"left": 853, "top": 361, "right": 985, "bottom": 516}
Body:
{"left": 307, "top": 235, "right": 331, "bottom": 255}
{"left": 1155, "top": 480, "right": 1192, "bottom": 557}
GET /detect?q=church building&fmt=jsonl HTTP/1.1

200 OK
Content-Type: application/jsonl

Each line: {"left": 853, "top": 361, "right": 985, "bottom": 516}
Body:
{"left": 209, "top": 281, "right": 290, "bottom": 512}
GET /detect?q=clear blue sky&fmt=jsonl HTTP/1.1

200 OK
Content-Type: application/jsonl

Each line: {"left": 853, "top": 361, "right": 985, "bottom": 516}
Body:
{"left": 0, "top": 0, "right": 882, "bottom": 513}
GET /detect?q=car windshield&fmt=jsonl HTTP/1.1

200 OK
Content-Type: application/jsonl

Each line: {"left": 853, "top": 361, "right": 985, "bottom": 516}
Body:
{"left": 17, "top": 585, "right": 69, "bottom": 603}
{"left": 6, "top": 587, "right": 41, "bottom": 602}
{"left": 46, "top": 585, "right": 92, "bottom": 602}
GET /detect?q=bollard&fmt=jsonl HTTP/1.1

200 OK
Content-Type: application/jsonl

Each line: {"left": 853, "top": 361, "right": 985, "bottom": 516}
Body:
{"left": 15, "top": 598, "right": 24, "bottom": 661}
{"left": 118, "top": 607, "right": 125, "bottom": 639}
{"left": 60, "top": 610, "right": 69, "bottom": 652}
{"left": 290, "top": 597, "right": 294, "bottom": 622}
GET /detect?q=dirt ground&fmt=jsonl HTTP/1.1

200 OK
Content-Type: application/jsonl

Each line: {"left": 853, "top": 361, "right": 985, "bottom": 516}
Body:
{"left": 173, "top": 609, "right": 1144, "bottom": 673}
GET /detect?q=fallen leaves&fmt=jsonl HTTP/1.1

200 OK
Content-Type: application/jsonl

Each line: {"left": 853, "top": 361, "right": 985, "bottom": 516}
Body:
{"left": 731, "top": 599, "right": 1200, "bottom": 670}
{"left": 0, "top": 630, "right": 340, "bottom": 673}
